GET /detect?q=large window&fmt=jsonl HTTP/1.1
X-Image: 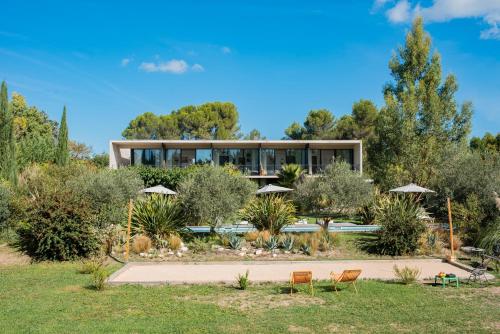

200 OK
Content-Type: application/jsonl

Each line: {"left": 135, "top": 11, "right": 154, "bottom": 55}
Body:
{"left": 195, "top": 149, "right": 212, "bottom": 165}
{"left": 131, "top": 149, "right": 162, "bottom": 167}
{"left": 335, "top": 149, "right": 354, "bottom": 168}
{"left": 260, "top": 149, "right": 275, "bottom": 175}
{"left": 166, "top": 149, "right": 181, "bottom": 168}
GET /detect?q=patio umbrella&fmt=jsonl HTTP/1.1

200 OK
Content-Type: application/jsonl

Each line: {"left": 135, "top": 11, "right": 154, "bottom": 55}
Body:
{"left": 139, "top": 185, "right": 177, "bottom": 195}
{"left": 389, "top": 183, "right": 435, "bottom": 194}
{"left": 256, "top": 184, "right": 293, "bottom": 195}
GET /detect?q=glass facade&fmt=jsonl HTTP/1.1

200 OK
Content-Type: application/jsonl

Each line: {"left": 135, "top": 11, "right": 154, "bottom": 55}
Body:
{"left": 130, "top": 147, "right": 355, "bottom": 173}
{"left": 131, "top": 149, "right": 162, "bottom": 167}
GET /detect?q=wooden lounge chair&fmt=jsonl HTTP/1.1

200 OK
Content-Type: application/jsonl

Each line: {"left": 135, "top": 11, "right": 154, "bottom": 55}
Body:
{"left": 290, "top": 271, "right": 314, "bottom": 296}
{"left": 330, "top": 269, "right": 362, "bottom": 293}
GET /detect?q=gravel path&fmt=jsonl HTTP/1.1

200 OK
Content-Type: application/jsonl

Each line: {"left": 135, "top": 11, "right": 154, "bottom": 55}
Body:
{"left": 108, "top": 259, "right": 476, "bottom": 284}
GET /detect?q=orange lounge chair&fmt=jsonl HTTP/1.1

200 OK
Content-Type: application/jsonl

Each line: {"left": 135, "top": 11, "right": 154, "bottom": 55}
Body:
{"left": 330, "top": 269, "right": 362, "bottom": 293}
{"left": 290, "top": 271, "right": 314, "bottom": 295}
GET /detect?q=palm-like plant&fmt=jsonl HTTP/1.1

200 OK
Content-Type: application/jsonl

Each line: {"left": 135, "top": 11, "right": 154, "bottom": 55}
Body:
{"left": 132, "top": 194, "right": 186, "bottom": 244}
{"left": 277, "top": 164, "right": 303, "bottom": 188}
{"left": 239, "top": 194, "right": 296, "bottom": 235}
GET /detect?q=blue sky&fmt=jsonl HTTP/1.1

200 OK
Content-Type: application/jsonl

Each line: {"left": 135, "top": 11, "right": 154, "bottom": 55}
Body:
{"left": 1, "top": 0, "right": 499, "bottom": 153}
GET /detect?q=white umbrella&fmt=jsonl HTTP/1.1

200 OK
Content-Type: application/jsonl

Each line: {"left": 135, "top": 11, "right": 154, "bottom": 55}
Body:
{"left": 139, "top": 185, "right": 177, "bottom": 195}
{"left": 256, "top": 184, "right": 293, "bottom": 195}
{"left": 389, "top": 183, "right": 435, "bottom": 193}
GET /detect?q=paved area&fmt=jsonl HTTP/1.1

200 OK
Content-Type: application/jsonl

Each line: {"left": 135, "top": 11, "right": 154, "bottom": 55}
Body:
{"left": 108, "top": 259, "right": 478, "bottom": 284}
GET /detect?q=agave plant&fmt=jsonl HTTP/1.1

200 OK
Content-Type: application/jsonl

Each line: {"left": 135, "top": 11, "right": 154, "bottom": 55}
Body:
{"left": 228, "top": 233, "right": 243, "bottom": 250}
{"left": 280, "top": 235, "right": 294, "bottom": 251}
{"left": 240, "top": 194, "right": 296, "bottom": 235}
{"left": 265, "top": 235, "right": 279, "bottom": 250}
{"left": 299, "top": 243, "right": 311, "bottom": 255}
{"left": 132, "top": 194, "right": 186, "bottom": 245}
{"left": 277, "top": 164, "right": 303, "bottom": 188}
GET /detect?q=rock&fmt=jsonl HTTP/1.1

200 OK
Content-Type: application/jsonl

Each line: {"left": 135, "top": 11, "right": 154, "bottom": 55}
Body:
{"left": 217, "top": 247, "right": 225, "bottom": 252}
{"left": 167, "top": 251, "right": 174, "bottom": 256}
{"left": 158, "top": 254, "right": 164, "bottom": 258}
{"left": 139, "top": 252, "right": 146, "bottom": 257}
{"left": 180, "top": 246, "right": 188, "bottom": 252}
{"left": 111, "top": 251, "right": 116, "bottom": 255}
{"left": 272, "top": 253, "right": 277, "bottom": 258}
{"left": 255, "top": 249, "right": 263, "bottom": 255}
{"left": 176, "top": 252, "right": 183, "bottom": 257}
{"left": 241, "top": 247, "right": 248, "bottom": 251}
{"left": 284, "top": 250, "right": 291, "bottom": 254}
{"left": 238, "top": 252, "right": 246, "bottom": 257}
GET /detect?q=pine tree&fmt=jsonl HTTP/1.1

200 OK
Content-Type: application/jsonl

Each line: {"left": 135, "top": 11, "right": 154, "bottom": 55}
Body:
{"left": 0, "top": 81, "right": 17, "bottom": 184}
{"left": 368, "top": 17, "right": 472, "bottom": 189}
{"left": 55, "top": 106, "right": 69, "bottom": 166}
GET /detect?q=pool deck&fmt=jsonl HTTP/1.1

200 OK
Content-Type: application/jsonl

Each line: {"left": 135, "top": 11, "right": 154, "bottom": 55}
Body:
{"left": 108, "top": 258, "right": 486, "bottom": 285}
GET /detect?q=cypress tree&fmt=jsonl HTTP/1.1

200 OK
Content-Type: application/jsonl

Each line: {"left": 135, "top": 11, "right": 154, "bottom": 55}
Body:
{"left": 0, "top": 81, "right": 17, "bottom": 184}
{"left": 55, "top": 106, "right": 69, "bottom": 166}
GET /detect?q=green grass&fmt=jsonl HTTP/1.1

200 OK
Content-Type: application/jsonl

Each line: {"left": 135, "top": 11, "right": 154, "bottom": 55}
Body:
{"left": 1, "top": 262, "right": 499, "bottom": 333}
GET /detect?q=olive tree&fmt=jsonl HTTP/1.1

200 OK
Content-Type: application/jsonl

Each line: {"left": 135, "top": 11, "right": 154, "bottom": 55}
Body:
{"left": 178, "top": 165, "right": 257, "bottom": 228}
{"left": 294, "top": 161, "right": 373, "bottom": 228}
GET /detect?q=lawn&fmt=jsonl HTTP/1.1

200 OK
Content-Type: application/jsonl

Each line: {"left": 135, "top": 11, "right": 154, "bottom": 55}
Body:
{"left": 1, "top": 260, "right": 499, "bottom": 333}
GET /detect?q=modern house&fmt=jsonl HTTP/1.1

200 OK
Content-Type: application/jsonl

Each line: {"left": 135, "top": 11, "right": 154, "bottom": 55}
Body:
{"left": 109, "top": 139, "right": 362, "bottom": 183}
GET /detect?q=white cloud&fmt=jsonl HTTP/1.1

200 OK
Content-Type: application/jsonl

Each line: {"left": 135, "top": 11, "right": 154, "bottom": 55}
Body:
{"left": 121, "top": 58, "right": 131, "bottom": 67}
{"left": 139, "top": 59, "right": 204, "bottom": 74}
{"left": 386, "top": 0, "right": 411, "bottom": 23}
{"left": 221, "top": 46, "right": 231, "bottom": 54}
{"left": 191, "top": 63, "right": 205, "bottom": 72}
{"left": 377, "top": 0, "right": 500, "bottom": 40}
{"left": 373, "top": 0, "right": 393, "bottom": 11}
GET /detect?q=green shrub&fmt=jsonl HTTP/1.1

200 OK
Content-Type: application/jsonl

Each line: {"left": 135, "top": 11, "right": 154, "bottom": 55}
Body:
{"left": 277, "top": 164, "right": 303, "bottom": 188}
{"left": 228, "top": 234, "right": 243, "bottom": 250}
{"left": 265, "top": 235, "right": 279, "bottom": 250}
{"left": 236, "top": 270, "right": 250, "bottom": 290}
{"left": 393, "top": 265, "right": 421, "bottom": 284}
{"left": 240, "top": 194, "right": 296, "bottom": 235}
{"left": 188, "top": 237, "right": 211, "bottom": 253}
{"left": 375, "top": 196, "right": 426, "bottom": 256}
{"left": 280, "top": 234, "right": 294, "bottom": 251}
{"left": 178, "top": 165, "right": 257, "bottom": 228}
{"left": 80, "top": 257, "right": 104, "bottom": 274}
{"left": 479, "top": 220, "right": 500, "bottom": 256}
{"left": 299, "top": 243, "right": 311, "bottom": 255}
{"left": 0, "top": 181, "right": 11, "bottom": 230}
{"left": 132, "top": 194, "right": 185, "bottom": 244}
{"left": 92, "top": 266, "right": 109, "bottom": 291}
{"left": 134, "top": 165, "right": 196, "bottom": 190}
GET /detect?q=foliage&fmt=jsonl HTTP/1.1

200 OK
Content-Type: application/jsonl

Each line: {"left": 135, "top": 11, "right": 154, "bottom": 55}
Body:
{"left": 132, "top": 235, "right": 152, "bottom": 253}
{"left": 14, "top": 163, "right": 141, "bottom": 260}
{"left": 69, "top": 140, "right": 92, "bottom": 160}
{"left": 0, "top": 81, "right": 17, "bottom": 184}
{"left": 470, "top": 132, "right": 500, "bottom": 154}
{"left": 55, "top": 106, "right": 69, "bottom": 166}
{"left": 240, "top": 194, "right": 296, "bottom": 235}
{"left": 277, "top": 164, "right": 303, "bottom": 188}
{"left": 188, "top": 237, "right": 212, "bottom": 253}
{"left": 280, "top": 234, "right": 294, "bottom": 251}
{"left": 132, "top": 194, "right": 186, "bottom": 244}
{"left": 91, "top": 266, "right": 109, "bottom": 291}
{"left": 297, "top": 234, "right": 319, "bottom": 255}
{"left": 335, "top": 100, "right": 378, "bottom": 141}
{"left": 244, "top": 231, "right": 260, "bottom": 242}
{"left": 367, "top": 17, "right": 472, "bottom": 190}
{"left": 228, "top": 233, "right": 243, "bottom": 250}
{"left": 135, "top": 165, "right": 197, "bottom": 190}
{"left": 0, "top": 182, "right": 11, "bottom": 230}
{"left": 393, "top": 265, "right": 421, "bottom": 284}
{"left": 236, "top": 270, "right": 250, "bottom": 290}
{"left": 122, "top": 102, "right": 241, "bottom": 140}
{"left": 244, "top": 129, "right": 266, "bottom": 140}
{"left": 178, "top": 165, "right": 256, "bottom": 227}
{"left": 91, "top": 153, "right": 109, "bottom": 168}
{"left": 294, "top": 161, "right": 373, "bottom": 220}
{"left": 284, "top": 109, "right": 335, "bottom": 139}
{"left": 375, "top": 196, "right": 426, "bottom": 256}
{"left": 317, "top": 230, "right": 338, "bottom": 251}
{"left": 80, "top": 257, "right": 105, "bottom": 274}
{"left": 299, "top": 243, "right": 312, "bottom": 256}
{"left": 265, "top": 235, "right": 279, "bottom": 250}
{"left": 479, "top": 220, "right": 500, "bottom": 256}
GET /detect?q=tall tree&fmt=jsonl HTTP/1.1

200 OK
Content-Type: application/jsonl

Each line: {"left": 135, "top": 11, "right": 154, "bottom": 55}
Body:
{"left": 284, "top": 109, "right": 335, "bottom": 139}
{"left": 244, "top": 129, "right": 266, "bottom": 140}
{"left": 0, "top": 81, "right": 17, "bottom": 183}
{"left": 55, "top": 106, "right": 69, "bottom": 166}
{"left": 470, "top": 132, "right": 500, "bottom": 154}
{"left": 367, "top": 17, "right": 472, "bottom": 189}
{"left": 122, "top": 102, "right": 241, "bottom": 140}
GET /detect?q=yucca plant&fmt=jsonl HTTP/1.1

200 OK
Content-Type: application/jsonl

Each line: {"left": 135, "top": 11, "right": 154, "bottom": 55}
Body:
{"left": 240, "top": 194, "right": 296, "bottom": 235}
{"left": 265, "top": 235, "right": 279, "bottom": 250}
{"left": 280, "top": 234, "right": 294, "bottom": 251}
{"left": 229, "top": 234, "right": 243, "bottom": 250}
{"left": 277, "top": 164, "right": 303, "bottom": 188}
{"left": 132, "top": 194, "right": 186, "bottom": 245}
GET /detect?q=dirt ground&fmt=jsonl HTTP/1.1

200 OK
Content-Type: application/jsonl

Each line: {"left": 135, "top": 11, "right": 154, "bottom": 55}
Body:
{"left": 0, "top": 244, "right": 30, "bottom": 265}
